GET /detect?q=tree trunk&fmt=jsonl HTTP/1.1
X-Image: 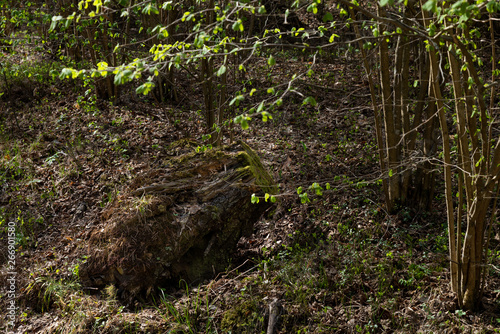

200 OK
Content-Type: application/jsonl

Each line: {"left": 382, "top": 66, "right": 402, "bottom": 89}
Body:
{"left": 377, "top": 5, "right": 401, "bottom": 212}
{"left": 79, "top": 141, "right": 277, "bottom": 300}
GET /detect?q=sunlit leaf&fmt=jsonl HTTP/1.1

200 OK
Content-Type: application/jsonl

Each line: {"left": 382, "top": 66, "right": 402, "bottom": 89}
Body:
{"left": 216, "top": 64, "right": 227, "bottom": 77}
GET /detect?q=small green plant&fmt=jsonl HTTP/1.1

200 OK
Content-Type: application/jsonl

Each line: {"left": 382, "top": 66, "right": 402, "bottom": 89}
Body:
{"left": 26, "top": 276, "right": 81, "bottom": 312}
{"left": 154, "top": 282, "right": 216, "bottom": 333}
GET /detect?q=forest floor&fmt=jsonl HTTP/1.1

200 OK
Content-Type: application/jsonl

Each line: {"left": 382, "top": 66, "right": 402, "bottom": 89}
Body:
{"left": 1, "top": 43, "right": 500, "bottom": 333}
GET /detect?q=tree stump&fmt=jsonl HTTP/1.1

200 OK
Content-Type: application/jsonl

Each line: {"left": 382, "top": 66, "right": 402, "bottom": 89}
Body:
{"left": 79, "top": 140, "right": 276, "bottom": 299}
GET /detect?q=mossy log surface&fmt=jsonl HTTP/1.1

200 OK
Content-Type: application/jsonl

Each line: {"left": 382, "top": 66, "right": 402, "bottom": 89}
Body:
{"left": 79, "top": 141, "right": 276, "bottom": 299}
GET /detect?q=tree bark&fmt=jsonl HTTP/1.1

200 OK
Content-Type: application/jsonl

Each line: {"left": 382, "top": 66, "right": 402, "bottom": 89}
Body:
{"left": 80, "top": 141, "right": 277, "bottom": 300}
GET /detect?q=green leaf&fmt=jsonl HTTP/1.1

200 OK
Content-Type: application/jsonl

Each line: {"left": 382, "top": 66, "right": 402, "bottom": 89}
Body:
{"left": 428, "top": 23, "right": 436, "bottom": 36}
{"left": 232, "top": 20, "right": 244, "bottom": 32}
{"left": 422, "top": 0, "right": 438, "bottom": 13}
{"left": 250, "top": 88, "right": 257, "bottom": 96}
{"left": 142, "top": 3, "right": 159, "bottom": 15}
{"left": 50, "top": 16, "right": 63, "bottom": 31}
{"left": 329, "top": 34, "right": 339, "bottom": 43}
{"left": 262, "top": 112, "right": 272, "bottom": 122}
{"left": 487, "top": 1, "right": 500, "bottom": 13}
{"left": 297, "top": 186, "right": 303, "bottom": 195}
{"left": 162, "top": 1, "right": 173, "bottom": 10}
{"left": 59, "top": 68, "right": 73, "bottom": 79}
{"left": 265, "top": 193, "right": 270, "bottom": 202}
{"left": 310, "top": 182, "right": 323, "bottom": 196}
{"left": 251, "top": 193, "right": 259, "bottom": 204}
{"left": 299, "top": 193, "right": 311, "bottom": 204}
{"left": 114, "top": 69, "right": 134, "bottom": 85}
{"left": 136, "top": 82, "right": 155, "bottom": 95}
{"left": 388, "top": 169, "right": 393, "bottom": 177}
{"left": 302, "top": 96, "right": 317, "bottom": 107}
{"left": 322, "top": 12, "right": 334, "bottom": 22}
{"left": 307, "top": 3, "right": 318, "bottom": 14}
{"left": 229, "top": 94, "right": 244, "bottom": 106}
{"left": 257, "top": 101, "right": 265, "bottom": 113}
{"left": 468, "top": 76, "right": 474, "bottom": 89}
{"left": 216, "top": 65, "right": 227, "bottom": 77}
{"left": 241, "top": 118, "right": 249, "bottom": 130}
{"left": 267, "top": 55, "right": 276, "bottom": 66}
{"left": 270, "top": 196, "right": 277, "bottom": 203}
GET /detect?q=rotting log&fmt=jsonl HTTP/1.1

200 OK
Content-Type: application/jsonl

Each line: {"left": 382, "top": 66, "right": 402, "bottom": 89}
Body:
{"left": 79, "top": 140, "right": 277, "bottom": 299}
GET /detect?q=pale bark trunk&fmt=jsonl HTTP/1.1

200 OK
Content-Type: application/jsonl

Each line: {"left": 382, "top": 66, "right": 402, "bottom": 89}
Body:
{"left": 348, "top": 6, "right": 389, "bottom": 207}
{"left": 378, "top": 5, "right": 400, "bottom": 212}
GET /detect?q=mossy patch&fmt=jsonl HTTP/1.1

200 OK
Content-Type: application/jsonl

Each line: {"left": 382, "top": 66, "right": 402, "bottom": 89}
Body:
{"left": 221, "top": 299, "right": 264, "bottom": 333}
{"left": 237, "top": 140, "right": 278, "bottom": 195}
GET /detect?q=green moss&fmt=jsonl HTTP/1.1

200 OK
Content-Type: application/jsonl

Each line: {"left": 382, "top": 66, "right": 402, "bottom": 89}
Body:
{"left": 166, "top": 138, "right": 199, "bottom": 151}
{"left": 169, "top": 145, "right": 232, "bottom": 166}
{"left": 237, "top": 140, "right": 278, "bottom": 195}
{"left": 221, "top": 299, "right": 262, "bottom": 333}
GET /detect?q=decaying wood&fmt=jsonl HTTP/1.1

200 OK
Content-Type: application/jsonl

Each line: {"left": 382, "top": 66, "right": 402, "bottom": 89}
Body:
{"left": 79, "top": 140, "right": 277, "bottom": 300}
